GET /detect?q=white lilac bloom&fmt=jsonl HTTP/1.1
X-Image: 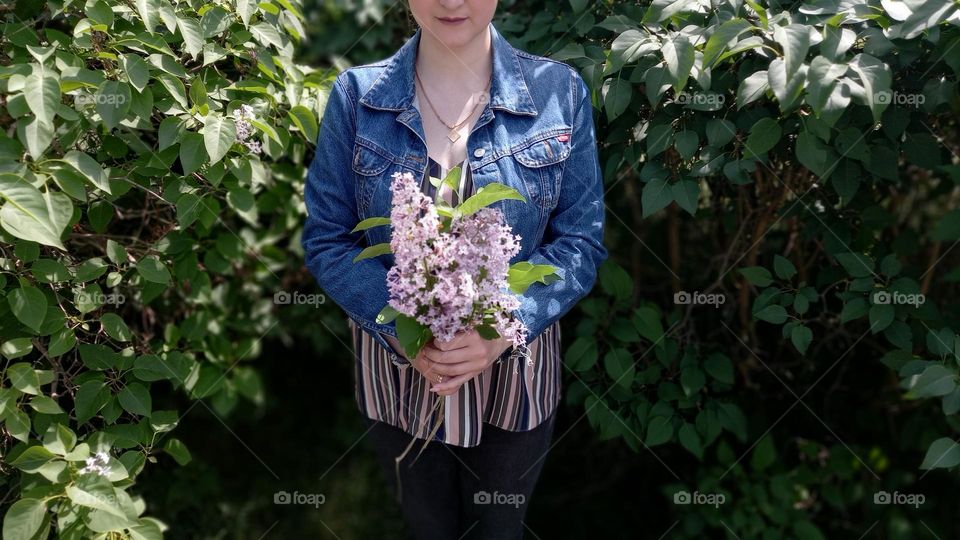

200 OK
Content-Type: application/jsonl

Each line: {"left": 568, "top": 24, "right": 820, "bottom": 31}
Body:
{"left": 79, "top": 451, "right": 112, "bottom": 477}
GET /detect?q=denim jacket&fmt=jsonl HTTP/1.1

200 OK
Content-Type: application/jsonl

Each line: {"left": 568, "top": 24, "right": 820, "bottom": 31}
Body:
{"left": 301, "top": 22, "right": 608, "bottom": 363}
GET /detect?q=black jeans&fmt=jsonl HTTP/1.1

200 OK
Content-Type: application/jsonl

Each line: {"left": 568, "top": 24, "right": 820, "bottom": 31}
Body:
{"left": 364, "top": 411, "right": 557, "bottom": 540}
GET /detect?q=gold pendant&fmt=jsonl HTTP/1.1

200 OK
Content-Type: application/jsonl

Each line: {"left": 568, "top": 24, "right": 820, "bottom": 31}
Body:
{"left": 447, "top": 129, "right": 460, "bottom": 142}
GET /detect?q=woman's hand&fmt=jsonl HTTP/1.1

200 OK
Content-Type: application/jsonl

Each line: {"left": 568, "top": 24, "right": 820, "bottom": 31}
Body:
{"left": 419, "top": 329, "right": 512, "bottom": 396}
{"left": 385, "top": 334, "right": 441, "bottom": 384}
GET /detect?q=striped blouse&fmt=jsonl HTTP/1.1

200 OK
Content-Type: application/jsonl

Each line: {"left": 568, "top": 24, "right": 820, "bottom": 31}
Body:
{"left": 347, "top": 146, "right": 562, "bottom": 448}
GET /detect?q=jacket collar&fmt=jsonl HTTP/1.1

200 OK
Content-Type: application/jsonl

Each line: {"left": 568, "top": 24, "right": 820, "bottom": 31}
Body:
{"left": 358, "top": 22, "right": 537, "bottom": 116}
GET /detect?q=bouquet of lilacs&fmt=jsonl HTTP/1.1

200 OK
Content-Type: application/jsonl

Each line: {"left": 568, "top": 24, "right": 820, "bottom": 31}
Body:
{"left": 352, "top": 167, "right": 561, "bottom": 361}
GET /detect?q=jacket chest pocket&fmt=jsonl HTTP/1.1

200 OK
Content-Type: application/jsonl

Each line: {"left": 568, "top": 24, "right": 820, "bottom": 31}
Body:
{"left": 351, "top": 138, "right": 398, "bottom": 245}
{"left": 509, "top": 129, "right": 572, "bottom": 215}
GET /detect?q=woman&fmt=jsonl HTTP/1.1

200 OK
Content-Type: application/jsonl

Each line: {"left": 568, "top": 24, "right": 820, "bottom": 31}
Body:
{"left": 301, "top": 1, "right": 607, "bottom": 538}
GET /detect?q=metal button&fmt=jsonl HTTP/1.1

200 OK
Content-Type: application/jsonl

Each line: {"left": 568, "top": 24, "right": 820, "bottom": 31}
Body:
{"left": 473, "top": 148, "right": 486, "bottom": 158}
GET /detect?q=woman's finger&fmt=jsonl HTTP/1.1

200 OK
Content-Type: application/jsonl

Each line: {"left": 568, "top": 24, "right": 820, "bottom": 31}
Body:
{"left": 416, "top": 357, "right": 478, "bottom": 377}
{"left": 430, "top": 372, "right": 475, "bottom": 394}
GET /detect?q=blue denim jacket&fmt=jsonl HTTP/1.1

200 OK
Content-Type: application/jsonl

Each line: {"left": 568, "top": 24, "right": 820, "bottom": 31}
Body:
{"left": 301, "top": 22, "right": 607, "bottom": 362}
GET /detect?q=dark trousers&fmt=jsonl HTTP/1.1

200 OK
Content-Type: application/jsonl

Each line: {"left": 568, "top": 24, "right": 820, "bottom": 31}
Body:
{"left": 364, "top": 411, "right": 557, "bottom": 540}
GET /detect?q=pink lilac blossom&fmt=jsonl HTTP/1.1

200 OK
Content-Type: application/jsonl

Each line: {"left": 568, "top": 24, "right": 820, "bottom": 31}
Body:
{"left": 385, "top": 171, "right": 528, "bottom": 348}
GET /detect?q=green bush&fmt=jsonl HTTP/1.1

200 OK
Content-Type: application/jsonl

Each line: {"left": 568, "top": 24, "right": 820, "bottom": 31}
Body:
{"left": 0, "top": 0, "right": 323, "bottom": 537}
{"left": 497, "top": 0, "right": 959, "bottom": 537}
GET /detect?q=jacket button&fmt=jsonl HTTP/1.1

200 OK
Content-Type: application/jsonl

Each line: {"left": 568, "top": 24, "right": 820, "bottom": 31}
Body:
{"left": 473, "top": 148, "right": 486, "bottom": 158}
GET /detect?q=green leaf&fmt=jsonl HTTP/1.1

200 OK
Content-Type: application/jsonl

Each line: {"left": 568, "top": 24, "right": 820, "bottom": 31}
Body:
{"left": 755, "top": 305, "right": 788, "bottom": 324}
{"left": 176, "top": 16, "right": 203, "bottom": 59}
{"left": 396, "top": 313, "right": 432, "bottom": 360}
{"left": 163, "top": 438, "right": 192, "bottom": 465}
{"left": 678, "top": 422, "right": 703, "bottom": 459}
{"left": 791, "top": 325, "right": 813, "bottom": 354}
{"left": 744, "top": 117, "right": 781, "bottom": 158}
{"left": 24, "top": 64, "right": 60, "bottom": 126}
{"left": 43, "top": 423, "right": 77, "bottom": 455}
{"left": 288, "top": 106, "right": 318, "bottom": 143}
{"left": 352, "top": 242, "right": 391, "bottom": 262}
{"left": 773, "top": 255, "right": 796, "bottom": 279}
{"left": 603, "top": 78, "right": 632, "bottom": 121}
{"left": 598, "top": 262, "right": 633, "bottom": 301}
{"left": 203, "top": 113, "right": 236, "bottom": 165}
{"left": 136, "top": 257, "right": 171, "bottom": 284}
{"left": 101, "top": 313, "right": 132, "bottom": 341}
{"left": 645, "top": 416, "right": 673, "bottom": 446}
{"left": 179, "top": 132, "right": 208, "bottom": 175}
{"left": 604, "top": 348, "right": 635, "bottom": 388}
{"left": 565, "top": 337, "right": 598, "bottom": 371}
{"left": 674, "top": 131, "right": 698, "bottom": 160}
{"left": 350, "top": 216, "right": 391, "bottom": 233}
{"left": 848, "top": 53, "right": 892, "bottom": 123}
{"left": 919, "top": 437, "right": 960, "bottom": 470}
{"left": 641, "top": 177, "right": 672, "bottom": 217}
{"left": 9, "top": 285, "right": 47, "bottom": 332}
{"left": 95, "top": 80, "right": 132, "bottom": 130}
{"left": 2, "top": 498, "right": 47, "bottom": 540}
{"left": 739, "top": 266, "right": 773, "bottom": 287}
{"left": 375, "top": 305, "right": 399, "bottom": 325}
{"left": 0, "top": 173, "right": 72, "bottom": 250}
{"left": 703, "top": 18, "right": 752, "bottom": 67}
{"left": 751, "top": 434, "right": 776, "bottom": 471}
{"left": 670, "top": 179, "right": 699, "bottom": 215}
{"left": 55, "top": 150, "right": 112, "bottom": 194}
{"left": 11, "top": 446, "right": 57, "bottom": 473}
{"left": 835, "top": 252, "right": 875, "bottom": 278}
{"left": 8, "top": 363, "right": 41, "bottom": 394}
{"left": 75, "top": 380, "right": 109, "bottom": 422}
{"left": 457, "top": 183, "right": 526, "bottom": 216}
{"left": 135, "top": 0, "right": 161, "bottom": 32}
{"left": 906, "top": 364, "right": 957, "bottom": 398}
{"left": 773, "top": 24, "right": 810, "bottom": 80}
{"left": 508, "top": 262, "right": 562, "bottom": 294}
{"left": 29, "top": 395, "right": 64, "bottom": 414}
{"left": 662, "top": 35, "right": 695, "bottom": 93}
{"left": 706, "top": 118, "right": 736, "bottom": 147}
{"left": 118, "top": 383, "right": 152, "bottom": 416}
{"left": 868, "top": 303, "right": 895, "bottom": 333}
{"left": 120, "top": 54, "right": 150, "bottom": 93}
{"left": 19, "top": 116, "right": 54, "bottom": 159}
{"left": 704, "top": 353, "right": 734, "bottom": 384}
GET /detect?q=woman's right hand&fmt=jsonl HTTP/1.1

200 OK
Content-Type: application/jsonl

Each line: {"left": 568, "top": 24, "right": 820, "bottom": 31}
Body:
{"left": 386, "top": 335, "right": 443, "bottom": 385}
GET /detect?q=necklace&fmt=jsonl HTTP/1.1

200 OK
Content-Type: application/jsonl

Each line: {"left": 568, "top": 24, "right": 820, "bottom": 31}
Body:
{"left": 414, "top": 66, "right": 493, "bottom": 143}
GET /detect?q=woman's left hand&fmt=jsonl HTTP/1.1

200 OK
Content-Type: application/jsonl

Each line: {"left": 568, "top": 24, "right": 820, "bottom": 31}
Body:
{"left": 420, "top": 329, "right": 512, "bottom": 396}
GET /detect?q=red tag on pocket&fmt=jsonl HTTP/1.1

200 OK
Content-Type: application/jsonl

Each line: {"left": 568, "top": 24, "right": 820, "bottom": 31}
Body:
{"left": 557, "top": 134, "right": 570, "bottom": 142}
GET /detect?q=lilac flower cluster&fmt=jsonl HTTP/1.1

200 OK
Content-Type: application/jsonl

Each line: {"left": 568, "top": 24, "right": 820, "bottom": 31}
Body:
{"left": 234, "top": 104, "right": 262, "bottom": 154}
{"left": 385, "top": 171, "right": 528, "bottom": 348}
{"left": 79, "top": 451, "right": 112, "bottom": 477}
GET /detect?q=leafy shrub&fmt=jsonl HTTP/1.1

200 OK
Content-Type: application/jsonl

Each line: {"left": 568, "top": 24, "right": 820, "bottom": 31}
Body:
{"left": 498, "top": 0, "right": 959, "bottom": 537}
{"left": 0, "top": 0, "right": 323, "bottom": 536}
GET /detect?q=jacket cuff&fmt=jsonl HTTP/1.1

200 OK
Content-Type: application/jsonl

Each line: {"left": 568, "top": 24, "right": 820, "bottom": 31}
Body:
{"left": 377, "top": 331, "right": 411, "bottom": 366}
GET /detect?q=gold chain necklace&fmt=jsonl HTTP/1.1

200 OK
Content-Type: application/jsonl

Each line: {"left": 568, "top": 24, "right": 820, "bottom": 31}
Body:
{"left": 414, "top": 67, "right": 493, "bottom": 143}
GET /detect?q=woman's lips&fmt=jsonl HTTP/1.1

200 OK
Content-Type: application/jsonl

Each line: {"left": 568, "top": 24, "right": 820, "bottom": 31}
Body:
{"left": 437, "top": 16, "right": 467, "bottom": 25}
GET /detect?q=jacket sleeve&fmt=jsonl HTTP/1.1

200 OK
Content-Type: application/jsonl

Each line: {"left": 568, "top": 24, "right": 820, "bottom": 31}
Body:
{"left": 511, "top": 71, "right": 608, "bottom": 346}
{"left": 301, "top": 72, "right": 406, "bottom": 361}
